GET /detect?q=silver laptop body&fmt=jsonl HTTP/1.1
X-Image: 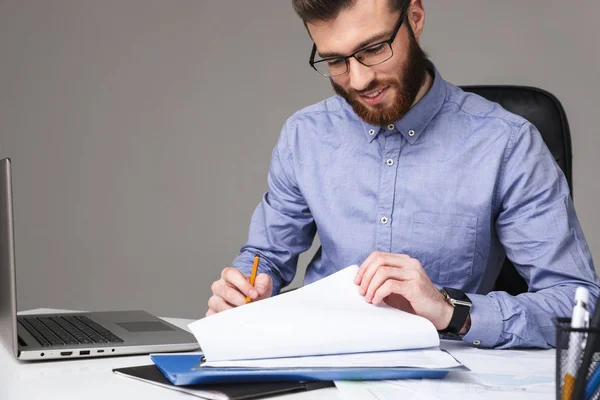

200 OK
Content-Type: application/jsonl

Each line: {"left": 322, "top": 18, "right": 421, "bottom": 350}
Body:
{"left": 0, "top": 157, "right": 200, "bottom": 360}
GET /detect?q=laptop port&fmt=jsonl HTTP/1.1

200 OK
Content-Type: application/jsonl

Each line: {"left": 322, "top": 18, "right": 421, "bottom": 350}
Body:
{"left": 79, "top": 350, "right": 90, "bottom": 356}
{"left": 60, "top": 351, "right": 72, "bottom": 356}
{"left": 97, "top": 350, "right": 104, "bottom": 353}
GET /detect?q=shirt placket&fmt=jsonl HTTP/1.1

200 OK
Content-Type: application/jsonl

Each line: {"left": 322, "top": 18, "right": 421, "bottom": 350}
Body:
{"left": 374, "top": 124, "right": 403, "bottom": 252}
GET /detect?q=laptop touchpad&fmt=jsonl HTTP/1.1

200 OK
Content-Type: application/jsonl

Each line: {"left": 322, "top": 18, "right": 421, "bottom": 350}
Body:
{"left": 116, "top": 321, "right": 174, "bottom": 332}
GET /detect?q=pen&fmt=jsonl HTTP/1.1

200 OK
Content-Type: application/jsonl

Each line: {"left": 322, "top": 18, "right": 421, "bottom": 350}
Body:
{"left": 245, "top": 254, "right": 260, "bottom": 304}
{"left": 573, "top": 288, "right": 600, "bottom": 400}
{"left": 584, "top": 361, "right": 600, "bottom": 400}
{"left": 562, "top": 287, "right": 589, "bottom": 400}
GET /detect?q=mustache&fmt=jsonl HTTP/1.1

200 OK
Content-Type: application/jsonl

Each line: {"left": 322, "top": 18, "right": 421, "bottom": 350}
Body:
{"left": 354, "top": 81, "right": 382, "bottom": 95}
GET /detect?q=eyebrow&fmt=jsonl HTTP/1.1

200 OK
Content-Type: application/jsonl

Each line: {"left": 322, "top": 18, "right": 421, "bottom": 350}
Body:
{"left": 317, "top": 31, "right": 391, "bottom": 59}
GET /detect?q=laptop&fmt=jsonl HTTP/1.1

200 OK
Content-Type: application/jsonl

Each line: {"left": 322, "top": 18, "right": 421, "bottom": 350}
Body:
{"left": 0, "top": 157, "right": 200, "bottom": 360}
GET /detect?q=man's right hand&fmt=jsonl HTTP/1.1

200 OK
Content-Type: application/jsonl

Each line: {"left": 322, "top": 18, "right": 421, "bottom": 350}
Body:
{"left": 206, "top": 267, "right": 273, "bottom": 317}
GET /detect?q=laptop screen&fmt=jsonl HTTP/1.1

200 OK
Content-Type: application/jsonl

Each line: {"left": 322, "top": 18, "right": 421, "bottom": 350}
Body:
{"left": 0, "top": 157, "right": 19, "bottom": 357}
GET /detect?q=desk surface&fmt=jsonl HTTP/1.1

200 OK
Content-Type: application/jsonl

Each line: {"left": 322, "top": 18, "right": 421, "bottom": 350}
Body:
{"left": 1, "top": 309, "right": 556, "bottom": 400}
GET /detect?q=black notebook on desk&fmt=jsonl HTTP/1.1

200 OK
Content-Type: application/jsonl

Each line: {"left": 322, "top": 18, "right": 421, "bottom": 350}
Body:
{"left": 113, "top": 364, "right": 334, "bottom": 400}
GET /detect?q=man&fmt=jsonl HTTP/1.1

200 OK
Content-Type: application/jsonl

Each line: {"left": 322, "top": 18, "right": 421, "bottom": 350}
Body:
{"left": 206, "top": 0, "right": 599, "bottom": 349}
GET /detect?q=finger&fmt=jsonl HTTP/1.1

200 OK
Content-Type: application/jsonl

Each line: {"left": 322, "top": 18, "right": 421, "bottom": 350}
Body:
{"left": 213, "top": 281, "right": 248, "bottom": 306}
{"left": 365, "top": 266, "right": 417, "bottom": 303}
{"left": 207, "top": 295, "right": 233, "bottom": 313}
{"left": 222, "top": 267, "right": 258, "bottom": 299}
{"left": 254, "top": 273, "right": 272, "bottom": 296}
{"left": 355, "top": 251, "right": 379, "bottom": 284}
{"left": 205, "top": 309, "right": 215, "bottom": 317}
{"left": 359, "top": 252, "right": 405, "bottom": 295}
{"left": 372, "top": 280, "right": 407, "bottom": 306}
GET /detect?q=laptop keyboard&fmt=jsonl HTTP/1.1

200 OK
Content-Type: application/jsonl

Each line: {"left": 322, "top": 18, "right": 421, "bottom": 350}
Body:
{"left": 18, "top": 315, "right": 124, "bottom": 347}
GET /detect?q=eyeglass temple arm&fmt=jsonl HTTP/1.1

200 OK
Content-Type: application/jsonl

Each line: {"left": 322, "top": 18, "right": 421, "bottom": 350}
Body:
{"left": 309, "top": 43, "right": 317, "bottom": 66}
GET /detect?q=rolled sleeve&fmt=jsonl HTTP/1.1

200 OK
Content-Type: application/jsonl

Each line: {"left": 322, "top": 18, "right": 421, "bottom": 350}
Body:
{"left": 462, "top": 293, "right": 503, "bottom": 347}
{"left": 231, "top": 119, "right": 317, "bottom": 296}
{"left": 463, "top": 121, "right": 600, "bottom": 348}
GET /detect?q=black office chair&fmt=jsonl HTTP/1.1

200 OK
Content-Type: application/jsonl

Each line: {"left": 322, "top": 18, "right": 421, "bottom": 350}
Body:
{"left": 461, "top": 85, "right": 574, "bottom": 296}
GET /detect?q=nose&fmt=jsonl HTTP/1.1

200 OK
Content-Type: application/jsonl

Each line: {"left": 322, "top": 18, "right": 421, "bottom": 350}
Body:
{"left": 348, "top": 57, "right": 376, "bottom": 92}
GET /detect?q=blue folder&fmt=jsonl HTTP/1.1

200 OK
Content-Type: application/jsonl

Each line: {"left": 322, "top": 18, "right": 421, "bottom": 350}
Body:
{"left": 151, "top": 354, "right": 457, "bottom": 386}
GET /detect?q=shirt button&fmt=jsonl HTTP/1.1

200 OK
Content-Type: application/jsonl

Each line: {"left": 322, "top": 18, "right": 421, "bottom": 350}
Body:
{"left": 387, "top": 124, "right": 395, "bottom": 130}
{"left": 380, "top": 217, "right": 388, "bottom": 224}
{"left": 408, "top": 129, "right": 415, "bottom": 137}
{"left": 473, "top": 340, "right": 481, "bottom": 346}
{"left": 386, "top": 159, "right": 394, "bottom": 166}
{"left": 368, "top": 129, "right": 375, "bottom": 136}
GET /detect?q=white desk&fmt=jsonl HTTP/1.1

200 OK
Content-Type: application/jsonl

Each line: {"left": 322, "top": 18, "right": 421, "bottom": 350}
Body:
{"left": 1, "top": 309, "right": 556, "bottom": 400}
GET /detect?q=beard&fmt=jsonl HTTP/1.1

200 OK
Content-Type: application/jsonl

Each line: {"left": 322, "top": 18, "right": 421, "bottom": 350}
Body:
{"left": 331, "top": 26, "right": 429, "bottom": 126}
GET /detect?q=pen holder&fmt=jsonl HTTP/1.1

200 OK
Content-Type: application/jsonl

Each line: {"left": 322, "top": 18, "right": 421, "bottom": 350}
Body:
{"left": 555, "top": 318, "right": 600, "bottom": 400}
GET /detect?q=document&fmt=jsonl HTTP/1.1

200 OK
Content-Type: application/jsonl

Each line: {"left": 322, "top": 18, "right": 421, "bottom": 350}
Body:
{"left": 439, "top": 340, "right": 555, "bottom": 376}
{"left": 333, "top": 340, "right": 555, "bottom": 400}
{"left": 189, "top": 265, "right": 440, "bottom": 362}
{"left": 336, "top": 372, "right": 554, "bottom": 400}
{"left": 202, "top": 348, "right": 461, "bottom": 369}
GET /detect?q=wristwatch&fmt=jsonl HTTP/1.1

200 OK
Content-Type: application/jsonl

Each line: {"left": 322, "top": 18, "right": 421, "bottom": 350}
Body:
{"left": 438, "top": 287, "right": 472, "bottom": 336}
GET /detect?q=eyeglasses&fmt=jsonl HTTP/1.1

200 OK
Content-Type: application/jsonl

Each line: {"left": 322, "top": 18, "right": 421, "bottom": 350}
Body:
{"left": 309, "top": 7, "right": 408, "bottom": 77}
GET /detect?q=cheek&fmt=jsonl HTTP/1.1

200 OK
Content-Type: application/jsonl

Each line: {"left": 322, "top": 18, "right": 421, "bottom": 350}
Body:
{"left": 381, "top": 66, "right": 403, "bottom": 83}
{"left": 332, "top": 76, "right": 351, "bottom": 91}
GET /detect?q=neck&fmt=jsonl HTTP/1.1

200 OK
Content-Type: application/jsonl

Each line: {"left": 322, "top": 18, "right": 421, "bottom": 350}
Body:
{"left": 411, "top": 70, "right": 433, "bottom": 107}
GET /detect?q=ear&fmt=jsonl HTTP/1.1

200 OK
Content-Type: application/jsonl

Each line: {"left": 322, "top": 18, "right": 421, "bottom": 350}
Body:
{"left": 408, "top": 0, "right": 425, "bottom": 41}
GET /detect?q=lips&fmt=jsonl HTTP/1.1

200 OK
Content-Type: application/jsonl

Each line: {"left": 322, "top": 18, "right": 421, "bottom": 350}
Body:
{"left": 359, "top": 86, "right": 389, "bottom": 105}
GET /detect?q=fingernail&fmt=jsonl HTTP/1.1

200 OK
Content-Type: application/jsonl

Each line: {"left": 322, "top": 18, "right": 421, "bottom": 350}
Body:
{"left": 250, "top": 289, "right": 258, "bottom": 298}
{"left": 354, "top": 275, "right": 360, "bottom": 284}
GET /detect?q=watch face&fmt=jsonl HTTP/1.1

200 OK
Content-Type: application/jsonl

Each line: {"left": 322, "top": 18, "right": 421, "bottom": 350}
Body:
{"left": 443, "top": 287, "right": 470, "bottom": 302}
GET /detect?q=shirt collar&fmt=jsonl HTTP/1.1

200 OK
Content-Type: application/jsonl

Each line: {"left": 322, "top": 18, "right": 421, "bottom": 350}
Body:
{"left": 357, "top": 61, "right": 447, "bottom": 144}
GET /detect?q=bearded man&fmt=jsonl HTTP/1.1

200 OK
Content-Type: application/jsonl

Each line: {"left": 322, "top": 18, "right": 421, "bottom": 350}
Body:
{"left": 206, "top": 0, "right": 599, "bottom": 349}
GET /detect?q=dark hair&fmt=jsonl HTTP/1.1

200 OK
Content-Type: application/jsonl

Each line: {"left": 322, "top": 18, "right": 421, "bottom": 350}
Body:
{"left": 292, "top": 0, "right": 410, "bottom": 24}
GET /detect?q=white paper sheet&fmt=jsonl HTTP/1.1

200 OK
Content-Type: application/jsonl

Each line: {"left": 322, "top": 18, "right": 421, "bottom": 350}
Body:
{"left": 333, "top": 342, "right": 555, "bottom": 400}
{"left": 440, "top": 340, "right": 555, "bottom": 376}
{"left": 189, "top": 265, "right": 440, "bottom": 361}
{"left": 336, "top": 372, "right": 554, "bottom": 400}
{"left": 202, "top": 348, "right": 461, "bottom": 369}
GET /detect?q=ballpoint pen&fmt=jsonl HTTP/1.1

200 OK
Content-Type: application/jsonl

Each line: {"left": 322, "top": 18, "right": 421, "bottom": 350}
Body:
{"left": 562, "top": 287, "right": 589, "bottom": 400}
{"left": 584, "top": 361, "right": 600, "bottom": 400}
{"left": 573, "top": 289, "right": 600, "bottom": 400}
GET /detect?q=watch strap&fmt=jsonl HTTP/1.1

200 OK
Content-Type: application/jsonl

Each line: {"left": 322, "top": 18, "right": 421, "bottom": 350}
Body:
{"left": 444, "top": 301, "right": 470, "bottom": 335}
{"left": 438, "top": 288, "right": 471, "bottom": 335}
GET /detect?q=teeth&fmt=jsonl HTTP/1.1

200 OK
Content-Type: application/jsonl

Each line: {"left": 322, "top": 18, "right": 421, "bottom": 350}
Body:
{"left": 365, "top": 89, "right": 384, "bottom": 98}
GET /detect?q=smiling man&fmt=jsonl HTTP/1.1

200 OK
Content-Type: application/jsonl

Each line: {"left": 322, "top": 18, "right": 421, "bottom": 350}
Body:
{"left": 206, "top": 0, "right": 600, "bottom": 349}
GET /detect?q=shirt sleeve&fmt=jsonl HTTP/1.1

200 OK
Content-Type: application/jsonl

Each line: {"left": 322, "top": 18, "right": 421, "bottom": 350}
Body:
{"left": 231, "top": 119, "right": 316, "bottom": 296}
{"left": 462, "top": 121, "right": 600, "bottom": 348}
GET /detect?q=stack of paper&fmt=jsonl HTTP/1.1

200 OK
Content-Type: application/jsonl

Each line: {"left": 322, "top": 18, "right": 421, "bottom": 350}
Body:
{"left": 188, "top": 265, "right": 460, "bottom": 370}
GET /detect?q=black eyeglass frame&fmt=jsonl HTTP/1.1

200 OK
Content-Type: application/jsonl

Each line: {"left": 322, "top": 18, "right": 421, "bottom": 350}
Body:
{"left": 308, "top": 5, "right": 409, "bottom": 77}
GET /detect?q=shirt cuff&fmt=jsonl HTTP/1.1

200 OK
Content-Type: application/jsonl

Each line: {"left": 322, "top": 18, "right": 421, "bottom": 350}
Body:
{"left": 462, "top": 293, "right": 503, "bottom": 347}
{"left": 232, "top": 253, "right": 283, "bottom": 296}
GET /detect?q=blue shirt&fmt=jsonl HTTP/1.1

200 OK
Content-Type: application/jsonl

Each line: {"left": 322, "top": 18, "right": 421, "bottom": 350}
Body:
{"left": 232, "top": 62, "right": 599, "bottom": 349}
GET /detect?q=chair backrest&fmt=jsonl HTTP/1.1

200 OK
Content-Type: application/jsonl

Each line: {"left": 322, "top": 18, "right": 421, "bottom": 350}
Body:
{"left": 460, "top": 85, "right": 573, "bottom": 295}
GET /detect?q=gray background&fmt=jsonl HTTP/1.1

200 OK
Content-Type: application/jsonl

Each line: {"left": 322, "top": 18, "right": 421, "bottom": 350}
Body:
{"left": 0, "top": 0, "right": 598, "bottom": 319}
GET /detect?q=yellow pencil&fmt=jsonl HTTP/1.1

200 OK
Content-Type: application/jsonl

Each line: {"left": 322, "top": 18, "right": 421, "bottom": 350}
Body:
{"left": 562, "top": 373, "right": 575, "bottom": 400}
{"left": 245, "top": 254, "right": 260, "bottom": 304}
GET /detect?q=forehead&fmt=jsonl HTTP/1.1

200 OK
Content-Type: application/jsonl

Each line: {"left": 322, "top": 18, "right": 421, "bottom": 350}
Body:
{"left": 307, "top": 0, "right": 398, "bottom": 55}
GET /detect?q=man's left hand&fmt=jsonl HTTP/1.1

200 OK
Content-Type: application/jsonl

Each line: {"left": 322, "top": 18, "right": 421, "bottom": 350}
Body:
{"left": 354, "top": 251, "right": 454, "bottom": 330}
